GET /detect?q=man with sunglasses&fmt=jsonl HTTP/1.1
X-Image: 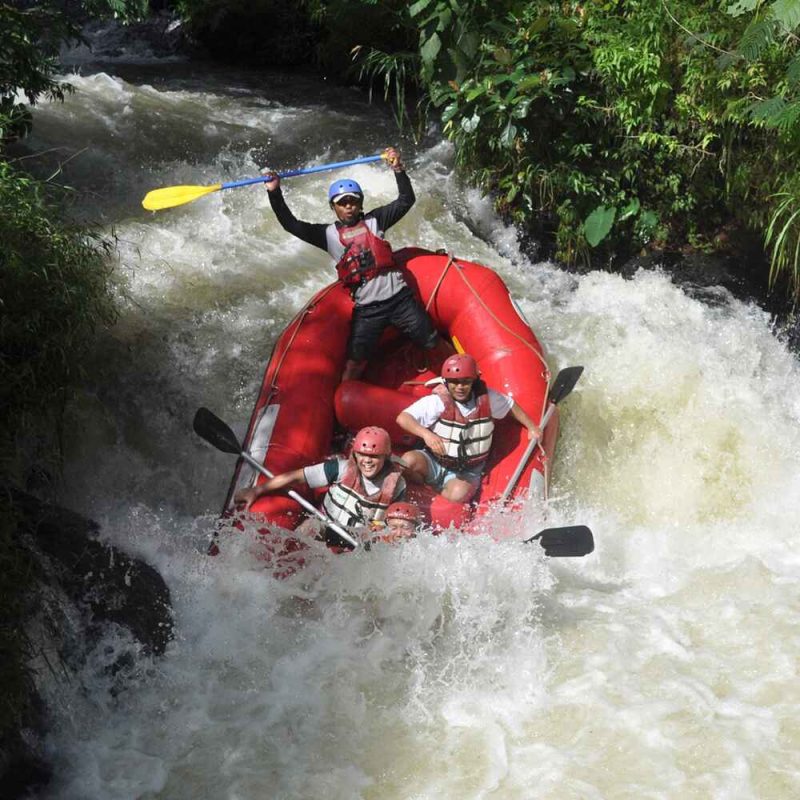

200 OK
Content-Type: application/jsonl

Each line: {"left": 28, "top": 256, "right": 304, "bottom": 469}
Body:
{"left": 396, "top": 353, "right": 541, "bottom": 505}
{"left": 263, "top": 147, "right": 441, "bottom": 381}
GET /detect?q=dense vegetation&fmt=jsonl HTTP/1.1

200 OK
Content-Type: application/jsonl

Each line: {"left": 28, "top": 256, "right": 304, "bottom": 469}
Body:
{"left": 0, "top": 0, "right": 138, "bottom": 765}
{"left": 296, "top": 0, "right": 800, "bottom": 291}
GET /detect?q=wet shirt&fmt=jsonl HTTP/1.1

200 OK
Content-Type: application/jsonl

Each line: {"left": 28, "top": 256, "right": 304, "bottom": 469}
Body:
{"left": 268, "top": 171, "right": 415, "bottom": 305}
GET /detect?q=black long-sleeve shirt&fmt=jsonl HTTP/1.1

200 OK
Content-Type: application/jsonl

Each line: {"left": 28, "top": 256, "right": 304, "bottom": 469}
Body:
{"left": 267, "top": 171, "right": 416, "bottom": 304}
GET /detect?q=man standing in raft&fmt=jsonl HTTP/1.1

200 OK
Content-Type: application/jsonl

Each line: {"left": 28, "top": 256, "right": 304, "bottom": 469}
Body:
{"left": 234, "top": 426, "right": 405, "bottom": 544}
{"left": 263, "top": 147, "right": 442, "bottom": 381}
{"left": 396, "top": 353, "right": 541, "bottom": 527}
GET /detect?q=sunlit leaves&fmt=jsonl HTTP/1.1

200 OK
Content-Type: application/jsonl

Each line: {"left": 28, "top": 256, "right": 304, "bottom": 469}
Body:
{"left": 618, "top": 197, "right": 641, "bottom": 222}
{"left": 409, "top": 0, "right": 435, "bottom": 18}
{"left": 584, "top": 205, "right": 617, "bottom": 247}
{"left": 772, "top": 0, "right": 800, "bottom": 31}
{"left": 499, "top": 120, "right": 517, "bottom": 148}
{"left": 727, "top": 0, "right": 760, "bottom": 16}
{"left": 460, "top": 112, "right": 481, "bottom": 132}
{"left": 420, "top": 31, "right": 442, "bottom": 67}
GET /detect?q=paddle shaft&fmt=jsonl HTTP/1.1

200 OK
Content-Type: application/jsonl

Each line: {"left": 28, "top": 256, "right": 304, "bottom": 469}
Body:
{"left": 499, "top": 402, "right": 557, "bottom": 503}
{"left": 239, "top": 452, "right": 360, "bottom": 549}
{"left": 220, "top": 154, "right": 385, "bottom": 192}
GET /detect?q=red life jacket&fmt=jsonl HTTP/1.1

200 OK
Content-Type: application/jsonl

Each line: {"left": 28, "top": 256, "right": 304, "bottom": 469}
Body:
{"left": 334, "top": 219, "right": 396, "bottom": 289}
{"left": 430, "top": 383, "right": 494, "bottom": 470}
{"left": 321, "top": 456, "right": 403, "bottom": 528}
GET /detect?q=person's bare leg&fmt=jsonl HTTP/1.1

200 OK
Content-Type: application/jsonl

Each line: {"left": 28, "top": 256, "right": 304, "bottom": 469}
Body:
{"left": 398, "top": 450, "right": 431, "bottom": 485}
{"left": 441, "top": 477, "right": 478, "bottom": 503}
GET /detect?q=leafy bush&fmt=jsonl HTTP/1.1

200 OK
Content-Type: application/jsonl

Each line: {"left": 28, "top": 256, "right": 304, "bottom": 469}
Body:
{"left": 0, "top": 162, "right": 117, "bottom": 475}
{"left": 0, "top": 5, "right": 79, "bottom": 141}
{"left": 296, "top": 0, "right": 800, "bottom": 292}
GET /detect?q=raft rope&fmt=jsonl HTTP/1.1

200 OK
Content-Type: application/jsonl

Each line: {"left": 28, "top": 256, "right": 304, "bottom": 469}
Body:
{"left": 250, "top": 252, "right": 551, "bottom": 455}
{"left": 426, "top": 253, "right": 549, "bottom": 373}
{"left": 425, "top": 253, "right": 455, "bottom": 312}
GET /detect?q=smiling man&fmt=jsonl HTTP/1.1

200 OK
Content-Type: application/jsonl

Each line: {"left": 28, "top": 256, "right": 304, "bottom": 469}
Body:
{"left": 396, "top": 354, "right": 541, "bottom": 504}
{"left": 234, "top": 426, "right": 405, "bottom": 546}
{"left": 262, "top": 147, "right": 442, "bottom": 381}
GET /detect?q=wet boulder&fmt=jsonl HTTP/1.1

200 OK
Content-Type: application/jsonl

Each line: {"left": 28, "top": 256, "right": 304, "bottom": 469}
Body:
{"left": 1, "top": 488, "right": 173, "bottom": 798}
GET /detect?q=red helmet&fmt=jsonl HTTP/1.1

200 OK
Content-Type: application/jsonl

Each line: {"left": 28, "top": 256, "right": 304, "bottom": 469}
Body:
{"left": 385, "top": 501, "right": 420, "bottom": 522}
{"left": 441, "top": 353, "right": 479, "bottom": 380}
{"left": 353, "top": 426, "right": 392, "bottom": 456}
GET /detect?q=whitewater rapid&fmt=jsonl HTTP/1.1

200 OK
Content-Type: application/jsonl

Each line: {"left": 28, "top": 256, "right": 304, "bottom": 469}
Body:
{"left": 19, "top": 58, "right": 800, "bottom": 799}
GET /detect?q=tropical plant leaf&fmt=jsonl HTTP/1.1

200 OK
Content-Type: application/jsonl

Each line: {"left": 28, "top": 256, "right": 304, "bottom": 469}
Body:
{"left": 787, "top": 53, "right": 800, "bottom": 84}
{"left": 499, "top": 121, "right": 517, "bottom": 148}
{"left": 515, "top": 74, "right": 541, "bottom": 92}
{"left": 746, "top": 95, "right": 787, "bottom": 124}
{"left": 727, "top": 0, "right": 760, "bottom": 15}
{"left": 738, "top": 17, "right": 779, "bottom": 60}
{"left": 772, "top": 0, "right": 800, "bottom": 32}
{"left": 618, "top": 197, "right": 641, "bottom": 221}
{"left": 420, "top": 32, "right": 442, "bottom": 66}
{"left": 461, "top": 112, "right": 480, "bottom": 132}
{"left": 584, "top": 205, "right": 617, "bottom": 247}
{"left": 409, "top": 0, "right": 435, "bottom": 18}
{"left": 771, "top": 100, "right": 800, "bottom": 130}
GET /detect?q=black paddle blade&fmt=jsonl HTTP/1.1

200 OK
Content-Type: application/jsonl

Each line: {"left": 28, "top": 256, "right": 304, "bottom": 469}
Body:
{"left": 548, "top": 366, "right": 584, "bottom": 406}
{"left": 193, "top": 407, "right": 242, "bottom": 455}
{"left": 524, "top": 525, "right": 594, "bottom": 557}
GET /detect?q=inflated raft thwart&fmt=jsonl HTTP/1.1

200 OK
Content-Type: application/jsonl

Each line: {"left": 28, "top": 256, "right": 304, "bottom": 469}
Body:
{"left": 224, "top": 249, "right": 559, "bottom": 532}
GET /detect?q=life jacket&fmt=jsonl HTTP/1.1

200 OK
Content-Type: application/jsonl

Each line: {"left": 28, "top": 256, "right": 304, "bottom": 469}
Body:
{"left": 429, "top": 383, "right": 494, "bottom": 470}
{"left": 321, "top": 456, "right": 403, "bottom": 528}
{"left": 329, "top": 218, "right": 396, "bottom": 290}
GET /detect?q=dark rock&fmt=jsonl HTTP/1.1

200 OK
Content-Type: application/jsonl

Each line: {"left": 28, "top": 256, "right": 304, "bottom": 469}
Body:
{"left": 12, "top": 490, "right": 173, "bottom": 657}
{"left": 1, "top": 488, "right": 173, "bottom": 798}
{"left": 0, "top": 693, "right": 52, "bottom": 800}
{"left": 58, "top": 10, "right": 195, "bottom": 64}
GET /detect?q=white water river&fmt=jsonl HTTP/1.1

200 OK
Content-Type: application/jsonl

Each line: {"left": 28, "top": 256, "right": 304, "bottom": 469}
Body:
{"left": 20, "top": 51, "right": 800, "bottom": 799}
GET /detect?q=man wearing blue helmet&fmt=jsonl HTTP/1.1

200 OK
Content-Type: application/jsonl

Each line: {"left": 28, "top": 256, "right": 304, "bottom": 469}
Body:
{"left": 263, "top": 147, "right": 443, "bottom": 380}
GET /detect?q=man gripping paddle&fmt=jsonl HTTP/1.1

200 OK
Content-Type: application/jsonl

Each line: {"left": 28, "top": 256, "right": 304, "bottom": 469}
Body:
{"left": 262, "top": 147, "right": 446, "bottom": 381}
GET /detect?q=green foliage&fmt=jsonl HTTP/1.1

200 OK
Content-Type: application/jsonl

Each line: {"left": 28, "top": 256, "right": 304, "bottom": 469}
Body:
{"left": 82, "top": 0, "right": 150, "bottom": 20}
{"left": 0, "top": 157, "right": 117, "bottom": 744}
{"left": 0, "top": 0, "right": 134, "bottom": 760}
{"left": 1, "top": 1, "right": 149, "bottom": 141}
{"left": 726, "top": 0, "right": 800, "bottom": 291}
{"left": 355, "top": 47, "right": 420, "bottom": 133}
{"left": 295, "top": 0, "right": 800, "bottom": 288}
{"left": 300, "top": 0, "right": 415, "bottom": 75}
{"left": 584, "top": 205, "right": 617, "bottom": 247}
{"left": 0, "top": 5, "right": 79, "bottom": 140}
{"left": 0, "top": 161, "right": 117, "bottom": 460}
{"left": 765, "top": 180, "right": 800, "bottom": 289}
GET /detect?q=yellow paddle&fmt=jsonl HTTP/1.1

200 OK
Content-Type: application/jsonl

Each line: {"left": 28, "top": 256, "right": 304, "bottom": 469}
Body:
{"left": 142, "top": 153, "right": 386, "bottom": 211}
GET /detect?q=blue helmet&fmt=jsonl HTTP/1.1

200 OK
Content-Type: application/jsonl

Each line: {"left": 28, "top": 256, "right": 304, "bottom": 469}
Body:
{"left": 328, "top": 178, "right": 363, "bottom": 203}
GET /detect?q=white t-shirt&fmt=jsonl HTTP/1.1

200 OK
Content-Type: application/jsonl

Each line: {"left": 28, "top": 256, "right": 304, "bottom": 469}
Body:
{"left": 403, "top": 387, "right": 514, "bottom": 429}
{"left": 303, "top": 457, "right": 405, "bottom": 498}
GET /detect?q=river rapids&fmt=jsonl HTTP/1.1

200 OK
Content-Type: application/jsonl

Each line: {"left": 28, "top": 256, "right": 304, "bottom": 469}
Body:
{"left": 16, "top": 43, "right": 800, "bottom": 799}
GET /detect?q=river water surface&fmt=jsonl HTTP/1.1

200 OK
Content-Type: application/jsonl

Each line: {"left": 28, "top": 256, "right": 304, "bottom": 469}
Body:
{"left": 19, "top": 44, "right": 800, "bottom": 799}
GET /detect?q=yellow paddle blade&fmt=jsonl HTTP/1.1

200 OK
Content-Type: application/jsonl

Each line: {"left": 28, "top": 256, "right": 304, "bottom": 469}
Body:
{"left": 141, "top": 183, "right": 223, "bottom": 211}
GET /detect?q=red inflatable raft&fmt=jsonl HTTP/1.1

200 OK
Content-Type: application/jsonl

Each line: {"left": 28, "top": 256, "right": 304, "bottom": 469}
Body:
{"left": 224, "top": 249, "right": 559, "bottom": 533}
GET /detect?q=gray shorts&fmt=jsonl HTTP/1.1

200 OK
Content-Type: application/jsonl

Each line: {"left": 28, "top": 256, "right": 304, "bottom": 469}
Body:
{"left": 415, "top": 449, "right": 484, "bottom": 490}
